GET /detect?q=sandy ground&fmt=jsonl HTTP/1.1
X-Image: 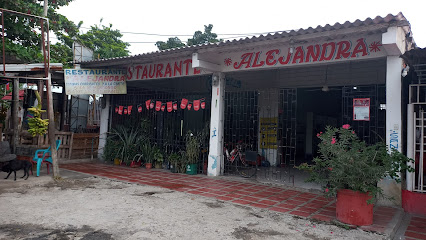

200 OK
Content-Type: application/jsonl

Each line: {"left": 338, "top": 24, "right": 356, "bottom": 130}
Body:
{"left": 0, "top": 169, "right": 387, "bottom": 240}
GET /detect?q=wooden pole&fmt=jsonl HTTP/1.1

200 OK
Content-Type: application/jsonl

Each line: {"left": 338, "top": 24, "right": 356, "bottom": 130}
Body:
{"left": 60, "top": 84, "right": 67, "bottom": 131}
{"left": 46, "top": 72, "right": 60, "bottom": 178}
{"left": 11, "top": 77, "right": 19, "bottom": 153}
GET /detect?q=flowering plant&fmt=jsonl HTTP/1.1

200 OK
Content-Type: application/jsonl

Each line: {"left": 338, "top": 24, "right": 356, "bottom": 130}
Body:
{"left": 297, "top": 124, "right": 414, "bottom": 203}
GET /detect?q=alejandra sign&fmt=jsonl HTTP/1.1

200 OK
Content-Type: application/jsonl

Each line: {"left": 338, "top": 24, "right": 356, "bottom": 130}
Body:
{"left": 126, "top": 35, "right": 385, "bottom": 81}
{"left": 64, "top": 69, "right": 127, "bottom": 95}
{"left": 224, "top": 36, "right": 385, "bottom": 71}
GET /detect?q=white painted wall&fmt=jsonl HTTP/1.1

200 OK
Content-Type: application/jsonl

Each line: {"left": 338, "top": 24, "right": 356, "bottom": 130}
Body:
{"left": 97, "top": 95, "right": 110, "bottom": 160}
{"left": 207, "top": 73, "right": 225, "bottom": 176}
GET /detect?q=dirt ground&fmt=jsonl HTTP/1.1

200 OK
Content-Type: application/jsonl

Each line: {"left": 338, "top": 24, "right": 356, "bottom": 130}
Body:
{"left": 0, "top": 169, "right": 387, "bottom": 240}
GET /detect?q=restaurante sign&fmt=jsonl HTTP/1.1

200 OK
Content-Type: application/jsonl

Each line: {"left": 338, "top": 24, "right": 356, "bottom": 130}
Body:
{"left": 64, "top": 69, "right": 127, "bottom": 95}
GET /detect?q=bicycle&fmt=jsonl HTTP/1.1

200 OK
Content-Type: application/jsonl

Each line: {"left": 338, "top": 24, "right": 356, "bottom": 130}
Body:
{"left": 224, "top": 141, "right": 258, "bottom": 178}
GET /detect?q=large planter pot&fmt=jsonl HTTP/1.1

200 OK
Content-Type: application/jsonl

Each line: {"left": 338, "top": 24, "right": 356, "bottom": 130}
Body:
{"left": 336, "top": 189, "right": 373, "bottom": 226}
{"left": 145, "top": 163, "right": 152, "bottom": 169}
{"left": 186, "top": 163, "right": 198, "bottom": 175}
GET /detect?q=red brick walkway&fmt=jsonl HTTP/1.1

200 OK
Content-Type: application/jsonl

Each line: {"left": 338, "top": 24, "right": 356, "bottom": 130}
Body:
{"left": 61, "top": 163, "right": 398, "bottom": 235}
{"left": 405, "top": 215, "right": 426, "bottom": 240}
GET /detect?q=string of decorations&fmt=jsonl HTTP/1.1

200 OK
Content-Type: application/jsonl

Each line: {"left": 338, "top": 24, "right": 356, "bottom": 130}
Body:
{"left": 114, "top": 98, "right": 206, "bottom": 115}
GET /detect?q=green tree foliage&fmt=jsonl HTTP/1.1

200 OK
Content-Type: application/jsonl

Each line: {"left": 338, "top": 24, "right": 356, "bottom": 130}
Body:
{"left": 155, "top": 37, "right": 185, "bottom": 51}
{"left": 187, "top": 24, "right": 220, "bottom": 46}
{"left": 155, "top": 24, "right": 222, "bottom": 51}
{"left": 1, "top": 1, "right": 129, "bottom": 65}
{"left": 79, "top": 21, "right": 130, "bottom": 59}
{"left": 0, "top": 0, "right": 79, "bottom": 63}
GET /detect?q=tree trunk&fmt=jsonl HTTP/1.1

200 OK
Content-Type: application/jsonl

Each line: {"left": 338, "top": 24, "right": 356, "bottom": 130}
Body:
{"left": 46, "top": 72, "right": 60, "bottom": 178}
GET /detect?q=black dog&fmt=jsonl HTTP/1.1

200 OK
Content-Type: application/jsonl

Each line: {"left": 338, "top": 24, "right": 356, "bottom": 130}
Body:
{"left": 1, "top": 160, "right": 32, "bottom": 181}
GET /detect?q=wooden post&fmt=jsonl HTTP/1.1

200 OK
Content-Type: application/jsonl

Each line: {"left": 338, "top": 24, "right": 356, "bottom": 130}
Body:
{"left": 46, "top": 72, "right": 60, "bottom": 178}
{"left": 11, "top": 77, "right": 19, "bottom": 153}
{"left": 60, "top": 84, "right": 67, "bottom": 131}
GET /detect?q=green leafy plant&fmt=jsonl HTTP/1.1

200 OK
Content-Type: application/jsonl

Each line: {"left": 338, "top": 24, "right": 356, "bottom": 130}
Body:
{"left": 27, "top": 91, "right": 49, "bottom": 136}
{"left": 141, "top": 142, "right": 154, "bottom": 164}
{"left": 153, "top": 146, "right": 164, "bottom": 168}
{"left": 297, "top": 124, "right": 414, "bottom": 203}
{"left": 185, "top": 131, "right": 201, "bottom": 165}
{"left": 109, "top": 125, "right": 141, "bottom": 165}
{"left": 103, "top": 138, "right": 122, "bottom": 162}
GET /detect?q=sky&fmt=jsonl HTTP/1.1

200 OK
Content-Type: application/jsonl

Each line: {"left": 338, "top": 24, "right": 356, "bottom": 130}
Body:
{"left": 58, "top": 0, "right": 426, "bottom": 55}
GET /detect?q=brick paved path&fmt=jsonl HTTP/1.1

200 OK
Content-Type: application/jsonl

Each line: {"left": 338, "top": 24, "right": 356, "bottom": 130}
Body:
{"left": 61, "top": 163, "right": 402, "bottom": 235}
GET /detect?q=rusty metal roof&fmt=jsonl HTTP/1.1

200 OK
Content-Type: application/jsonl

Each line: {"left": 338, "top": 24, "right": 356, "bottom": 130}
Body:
{"left": 80, "top": 12, "right": 410, "bottom": 66}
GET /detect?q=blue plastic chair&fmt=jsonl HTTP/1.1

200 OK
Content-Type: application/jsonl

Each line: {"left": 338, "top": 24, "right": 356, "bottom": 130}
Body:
{"left": 32, "top": 140, "right": 61, "bottom": 176}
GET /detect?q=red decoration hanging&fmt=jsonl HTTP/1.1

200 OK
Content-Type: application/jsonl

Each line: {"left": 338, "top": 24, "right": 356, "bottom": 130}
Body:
{"left": 138, "top": 105, "right": 142, "bottom": 113}
{"left": 150, "top": 102, "right": 155, "bottom": 109}
{"left": 161, "top": 105, "right": 166, "bottom": 111}
{"left": 201, "top": 101, "right": 206, "bottom": 109}
{"left": 173, "top": 103, "right": 178, "bottom": 110}
{"left": 115, "top": 107, "right": 119, "bottom": 113}
{"left": 118, "top": 106, "right": 123, "bottom": 115}
{"left": 187, "top": 103, "right": 192, "bottom": 110}
{"left": 145, "top": 100, "right": 151, "bottom": 110}
{"left": 193, "top": 100, "right": 200, "bottom": 111}
{"left": 124, "top": 108, "right": 128, "bottom": 115}
{"left": 128, "top": 106, "right": 132, "bottom": 115}
{"left": 155, "top": 101, "right": 162, "bottom": 111}
{"left": 167, "top": 102, "right": 173, "bottom": 112}
{"left": 181, "top": 98, "right": 188, "bottom": 109}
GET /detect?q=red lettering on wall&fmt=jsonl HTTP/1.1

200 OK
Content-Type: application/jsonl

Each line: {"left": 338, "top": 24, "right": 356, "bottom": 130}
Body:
{"left": 141, "top": 66, "right": 148, "bottom": 79}
{"left": 127, "top": 67, "right": 132, "bottom": 80}
{"left": 305, "top": 45, "right": 321, "bottom": 62}
{"left": 135, "top": 65, "right": 143, "bottom": 79}
{"left": 183, "top": 59, "right": 192, "bottom": 75}
{"left": 252, "top": 52, "right": 265, "bottom": 67}
{"left": 233, "top": 53, "right": 254, "bottom": 69}
{"left": 335, "top": 41, "right": 351, "bottom": 59}
{"left": 164, "top": 63, "right": 172, "bottom": 77}
{"left": 265, "top": 49, "right": 279, "bottom": 66}
{"left": 351, "top": 38, "right": 368, "bottom": 58}
{"left": 148, "top": 65, "right": 155, "bottom": 78}
{"left": 174, "top": 61, "right": 182, "bottom": 76}
{"left": 278, "top": 49, "right": 292, "bottom": 65}
{"left": 292, "top": 46, "right": 304, "bottom": 64}
{"left": 194, "top": 68, "right": 201, "bottom": 74}
{"left": 319, "top": 42, "right": 336, "bottom": 61}
{"left": 156, "top": 64, "right": 164, "bottom": 78}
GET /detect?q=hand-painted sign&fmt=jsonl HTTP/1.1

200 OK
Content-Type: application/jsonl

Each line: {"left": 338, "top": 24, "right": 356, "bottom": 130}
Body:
{"left": 127, "top": 58, "right": 201, "bottom": 81}
{"left": 223, "top": 36, "right": 384, "bottom": 72}
{"left": 64, "top": 69, "right": 127, "bottom": 95}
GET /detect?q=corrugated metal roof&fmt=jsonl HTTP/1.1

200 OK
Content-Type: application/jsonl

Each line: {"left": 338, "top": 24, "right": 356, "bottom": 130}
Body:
{"left": 80, "top": 12, "right": 410, "bottom": 66}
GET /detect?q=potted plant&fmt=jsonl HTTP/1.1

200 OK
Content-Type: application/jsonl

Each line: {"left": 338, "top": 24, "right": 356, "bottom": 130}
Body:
{"left": 141, "top": 142, "right": 154, "bottom": 169}
{"left": 153, "top": 146, "right": 164, "bottom": 169}
{"left": 185, "top": 131, "right": 200, "bottom": 175}
{"left": 297, "top": 124, "right": 414, "bottom": 226}
{"left": 168, "top": 152, "right": 180, "bottom": 173}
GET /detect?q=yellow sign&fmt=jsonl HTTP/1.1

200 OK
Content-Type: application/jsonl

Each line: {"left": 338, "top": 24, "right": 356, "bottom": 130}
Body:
{"left": 260, "top": 117, "right": 278, "bottom": 149}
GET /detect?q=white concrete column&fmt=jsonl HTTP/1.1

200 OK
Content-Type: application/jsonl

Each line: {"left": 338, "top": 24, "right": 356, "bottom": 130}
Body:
{"left": 386, "top": 56, "right": 403, "bottom": 152}
{"left": 406, "top": 103, "right": 415, "bottom": 191}
{"left": 207, "top": 73, "right": 225, "bottom": 176}
{"left": 98, "top": 95, "right": 110, "bottom": 160}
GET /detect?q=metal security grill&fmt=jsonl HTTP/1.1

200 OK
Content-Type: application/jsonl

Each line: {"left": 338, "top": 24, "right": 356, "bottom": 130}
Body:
{"left": 223, "top": 91, "right": 258, "bottom": 176}
{"left": 342, "top": 85, "right": 386, "bottom": 145}
{"left": 110, "top": 87, "right": 211, "bottom": 173}
{"left": 279, "top": 88, "right": 297, "bottom": 167}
